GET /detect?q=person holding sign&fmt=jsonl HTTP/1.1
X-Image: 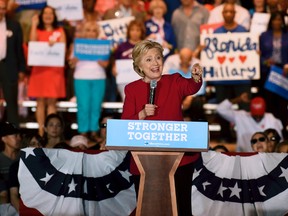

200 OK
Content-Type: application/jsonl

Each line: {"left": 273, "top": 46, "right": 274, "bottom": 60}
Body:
{"left": 121, "top": 40, "right": 203, "bottom": 215}
{"left": 145, "top": 0, "right": 176, "bottom": 58}
{"left": 69, "top": 21, "right": 109, "bottom": 142}
{"left": 27, "top": 6, "right": 66, "bottom": 136}
{"left": 212, "top": 2, "right": 251, "bottom": 143}
{"left": 259, "top": 11, "right": 288, "bottom": 137}
{"left": 113, "top": 19, "right": 146, "bottom": 101}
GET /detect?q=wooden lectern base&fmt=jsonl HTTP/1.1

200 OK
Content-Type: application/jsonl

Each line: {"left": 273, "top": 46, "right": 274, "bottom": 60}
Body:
{"left": 131, "top": 152, "right": 184, "bottom": 216}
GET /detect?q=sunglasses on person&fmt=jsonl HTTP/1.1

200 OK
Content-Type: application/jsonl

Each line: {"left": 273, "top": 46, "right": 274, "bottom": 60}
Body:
{"left": 269, "top": 136, "right": 277, "bottom": 142}
{"left": 250, "top": 137, "right": 266, "bottom": 145}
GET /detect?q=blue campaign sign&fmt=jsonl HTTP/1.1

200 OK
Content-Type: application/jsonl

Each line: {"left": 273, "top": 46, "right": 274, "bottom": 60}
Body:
{"left": 16, "top": 0, "right": 46, "bottom": 10}
{"left": 106, "top": 119, "right": 209, "bottom": 152}
{"left": 265, "top": 66, "right": 288, "bottom": 100}
{"left": 74, "top": 38, "right": 112, "bottom": 61}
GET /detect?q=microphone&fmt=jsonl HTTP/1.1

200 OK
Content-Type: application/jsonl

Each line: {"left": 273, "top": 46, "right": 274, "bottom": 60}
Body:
{"left": 149, "top": 80, "right": 157, "bottom": 104}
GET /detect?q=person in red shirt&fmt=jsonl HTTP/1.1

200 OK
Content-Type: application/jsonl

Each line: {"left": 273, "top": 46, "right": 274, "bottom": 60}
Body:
{"left": 122, "top": 40, "right": 202, "bottom": 120}
{"left": 121, "top": 40, "right": 203, "bottom": 216}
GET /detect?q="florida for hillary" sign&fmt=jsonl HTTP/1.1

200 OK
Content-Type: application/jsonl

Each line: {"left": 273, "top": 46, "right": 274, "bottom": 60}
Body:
{"left": 200, "top": 32, "right": 260, "bottom": 81}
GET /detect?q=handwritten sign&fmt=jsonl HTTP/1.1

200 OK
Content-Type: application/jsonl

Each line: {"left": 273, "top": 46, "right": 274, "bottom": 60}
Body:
{"left": 74, "top": 38, "right": 112, "bottom": 61}
{"left": 200, "top": 32, "right": 260, "bottom": 81}
{"left": 98, "top": 16, "right": 135, "bottom": 48}
{"left": 115, "top": 59, "right": 140, "bottom": 84}
{"left": 28, "top": 42, "right": 65, "bottom": 67}
{"left": 265, "top": 66, "right": 288, "bottom": 100}
{"left": 250, "top": 13, "right": 270, "bottom": 35}
{"left": 15, "top": 0, "right": 46, "bottom": 9}
{"left": 106, "top": 119, "right": 209, "bottom": 151}
{"left": 47, "top": 0, "right": 83, "bottom": 21}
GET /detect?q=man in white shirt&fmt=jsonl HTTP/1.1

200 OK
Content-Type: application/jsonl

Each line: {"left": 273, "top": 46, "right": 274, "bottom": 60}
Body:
{"left": 216, "top": 92, "right": 283, "bottom": 152}
{"left": 208, "top": 0, "right": 251, "bottom": 30}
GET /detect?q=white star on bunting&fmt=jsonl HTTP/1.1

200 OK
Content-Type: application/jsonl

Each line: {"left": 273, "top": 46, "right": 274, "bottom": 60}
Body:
{"left": 229, "top": 182, "right": 242, "bottom": 199}
{"left": 193, "top": 168, "right": 202, "bottom": 180}
{"left": 202, "top": 181, "right": 211, "bottom": 191}
{"left": 68, "top": 178, "right": 77, "bottom": 194}
{"left": 40, "top": 172, "right": 54, "bottom": 185}
{"left": 279, "top": 167, "right": 288, "bottom": 182}
{"left": 217, "top": 182, "right": 228, "bottom": 197}
{"left": 119, "top": 170, "right": 132, "bottom": 182}
{"left": 106, "top": 183, "right": 113, "bottom": 193}
{"left": 258, "top": 186, "right": 266, "bottom": 197}
{"left": 25, "top": 148, "right": 36, "bottom": 159}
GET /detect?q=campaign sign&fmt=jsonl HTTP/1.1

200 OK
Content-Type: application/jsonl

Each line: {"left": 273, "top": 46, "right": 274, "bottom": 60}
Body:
{"left": 74, "top": 39, "right": 112, "bottom": 61}
{"left": 98, "top": 16, "right": 135, "bottom": 48}
{"left": 28, "top": 42, "right": 65, "bottom": 67}
{"left": 115, "top": 59, "right": 140, "bottom": 84}
{"left": 250, "top": 13, "right": 270, "bottom": 35}
{"left": 200, "top": 32, "right": 260, "bottom": 81}
{"left": 106, "top": 119, "right": 209, "bottom": 152}
{"left": 47, "top": 0, "right": 83, "bottom": 21}
{"left": 16, "top": 0, "right": 46, "bottom": 10}
{"left": 265, "top": 66, "right": 288, "bottom": 100}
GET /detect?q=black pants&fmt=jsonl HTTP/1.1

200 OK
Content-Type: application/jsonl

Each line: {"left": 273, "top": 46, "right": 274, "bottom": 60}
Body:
{"left": 0, "top": 61, "right": 19, "bottom": 126}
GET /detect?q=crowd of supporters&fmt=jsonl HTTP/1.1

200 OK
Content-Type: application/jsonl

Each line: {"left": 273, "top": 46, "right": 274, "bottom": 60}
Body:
{"left": 0, "top": 0, "right": 287, "bottom": 146}
{"left": 0, "top": 0, "right": 287, "bottom": 140}
{"left": 1, "top": 0, "right": 288, "bottom": 214}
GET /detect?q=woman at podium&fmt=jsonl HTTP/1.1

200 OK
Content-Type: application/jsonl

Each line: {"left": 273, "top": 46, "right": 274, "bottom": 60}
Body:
{"left": 121, "top": 40, "right": 203, "bottom": 215}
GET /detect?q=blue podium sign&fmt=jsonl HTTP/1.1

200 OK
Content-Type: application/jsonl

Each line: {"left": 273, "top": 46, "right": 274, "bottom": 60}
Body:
{"left": 106, "top": 119, "right": 209, "bottom": 152}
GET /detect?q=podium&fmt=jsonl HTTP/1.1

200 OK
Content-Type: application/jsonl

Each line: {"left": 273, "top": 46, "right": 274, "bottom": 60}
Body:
{"left": 106, "top": 120, "right": 209, "bottom": 216}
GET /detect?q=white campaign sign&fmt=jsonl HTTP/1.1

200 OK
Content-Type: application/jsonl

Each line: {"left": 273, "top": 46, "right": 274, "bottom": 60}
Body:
{"left": 98, "top": 16, "right": 135, "bottom": 48}
{"left": 28, "top": 42, "right": 65, "bottom": 67}
{"left": 200, "top": 32, "right": 260, "bottom": 81}
{"left": 250, "top": 13, "right": 271, "bottom": 35}
{"left": 47, "top": 0, "right": 83, "bottom": 21}
{"left": 115, "top": 59, "right": 141, "bottom": 84}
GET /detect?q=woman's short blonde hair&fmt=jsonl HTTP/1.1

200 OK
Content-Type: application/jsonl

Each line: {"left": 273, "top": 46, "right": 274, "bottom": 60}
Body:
{"left": 149, "top": 0, "right": 167, "bottom": 15}
{"left": 81, "top": 21, "right": 100, "bottom": 38}
{"left": 132, "top": 40, "right": 164, "bottom": 77}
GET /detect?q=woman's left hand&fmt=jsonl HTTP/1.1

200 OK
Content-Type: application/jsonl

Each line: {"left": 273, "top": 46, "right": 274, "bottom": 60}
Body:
{"left": 48, "top": 40, "right": 56, "bottom": 46}
{"left": 139, "top": 104, "right": 158, "bottom": 119}
{"left": 191, "top": 63, "right": 203, "bottom": 83}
